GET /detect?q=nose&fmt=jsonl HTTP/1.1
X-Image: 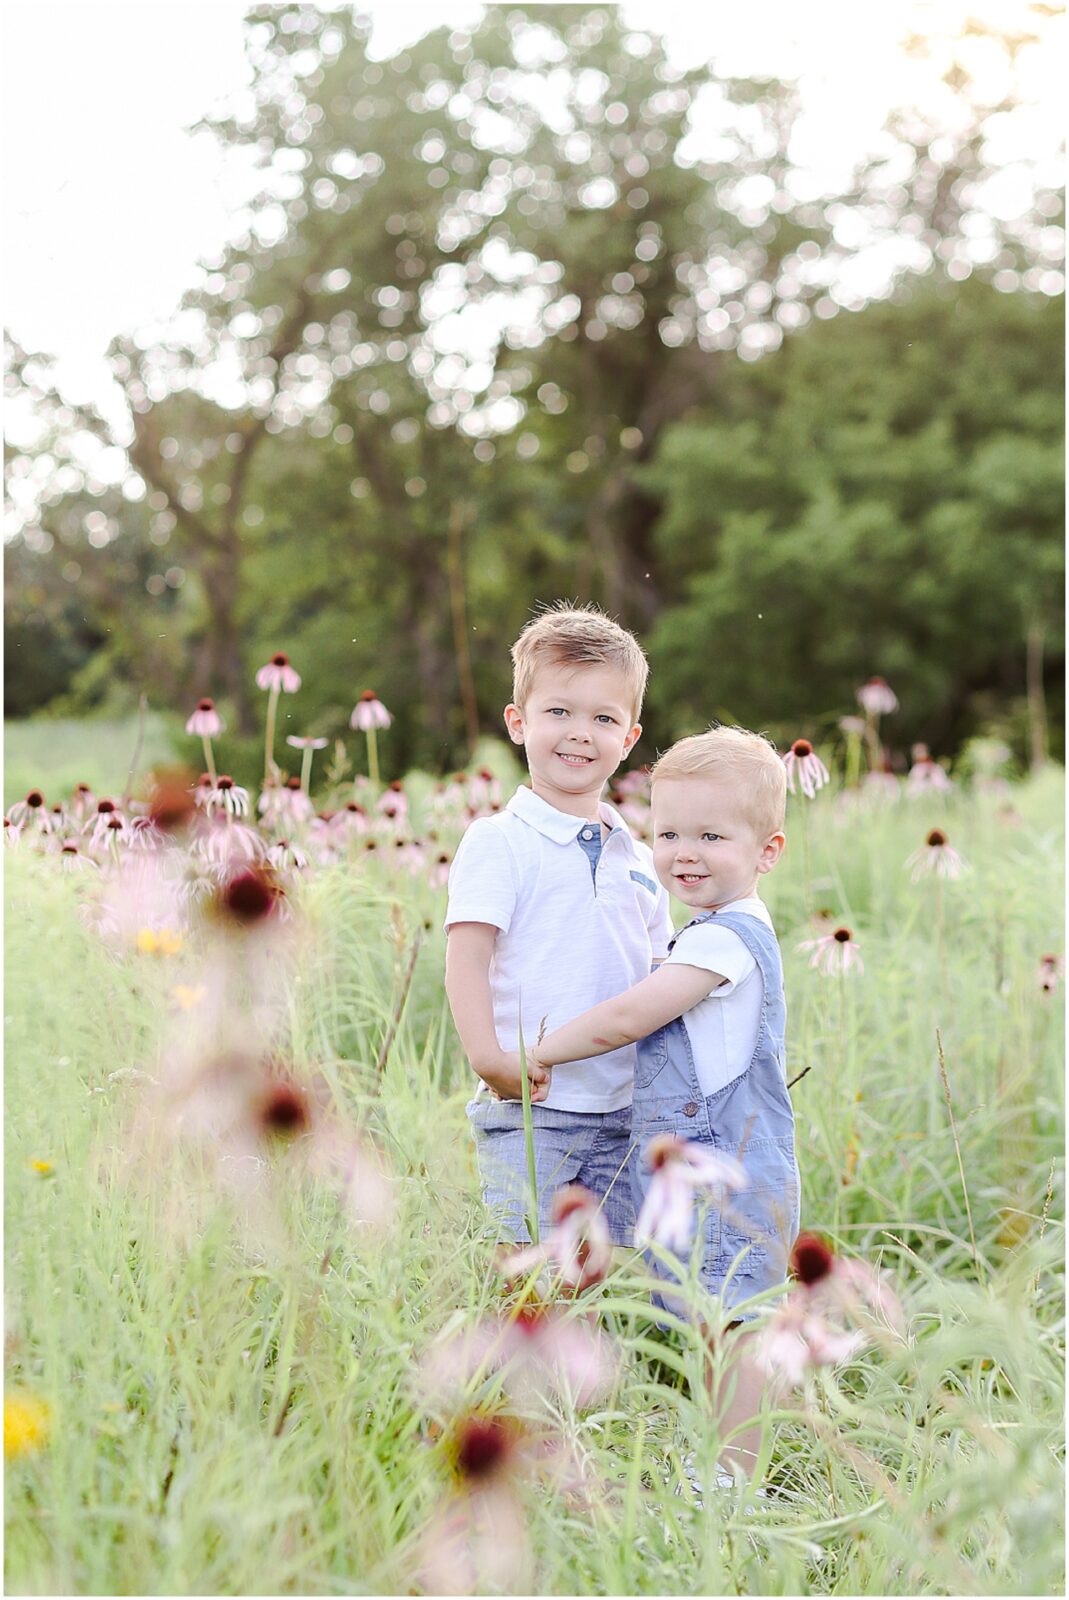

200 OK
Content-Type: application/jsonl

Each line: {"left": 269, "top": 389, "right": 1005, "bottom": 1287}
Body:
{"left": 675, "top": 844, "right": 698, "bottom": 863}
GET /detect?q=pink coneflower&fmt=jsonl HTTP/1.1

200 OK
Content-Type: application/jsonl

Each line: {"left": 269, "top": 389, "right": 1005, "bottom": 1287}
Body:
{"left": 126, "top": 816, "right": 166, "bottom": 852}
{"left": 499, "top": 1184, "right": 614, "bottom": 1294}
{"left": 349, "top": 690, "right": 392, "bottom": 732}
{"left": 350, "top": 691, "right": 390, "bottom": 786}
{"left": 377, "top": 780, "right": 408, "bottom": 830}
{"left": 58, "top": 840, "right": 98, "bottom": 872}
{"left": 69, "top": 782, "right": 96, "bottom": 822}
{"left": 501, "top": 1306, "right": 618, "bottom": 1408}
{"left": 279, "top": 775, "right": 314, "bottom": 825}
{"left": 285, "top": 733, "right": 329, "bottom": 795}
{"left": 266, "top": 839, "right": 309, "bottom": 872}
{"left": 467, "top": 768, "right": 501, "bottom": 810}
{"left": 906, "top": 828, "right": 968, "bottom": 882}
{"left": 429, "top": 851, "right": 452, "bottom": 889}
{"left": 797, "top": 925, "right": 864, "bottom": 976}
{"left": 147, "top": 775, "right": 198, "bottom": 837}
{"left": 256, "top": 652, "right": 301, "bottom": 695}
{"left": 86, "top": 799, "right": 126, "bottom": 852}
{"left": 856, "top": 677, "right": 898, "bottom": 716}
{"left": 203, "top": 776, "right": 250, "bottom": 818}
{"left": 186, "top": 698, "right": 224, "bottom": 738}
{"left": 332, "top": 800, "right": 369, "bottom": 838}
{"left": 416, "top": 1417, "right": 530, "bottom": 1597}
{"left": 906, "top": 754, "right": 954, "bottom": 794}
{"left": 186, "top": 697, "right": 224, "bottom": 783}
{"left": 756, "top": 1232, "right": 903, "bottom": 1388}
{"left": 782, "top": 738, "right": 830, "bottom": 798}
{"left": 196, "top": 815, "right": 267, "bottom": 870}
{"left": 393, "top": 837, "right": 427, "bottom": 875}
{"left": 1038, "top": 954, "right": 1064, "bottom": 996}
{"left": 257, "top": 653, "right": 300, "bottom": 788}
{"left": 7, "top": 790, "right": 51, "bottom": 832}
{"left": 635, "top": 1134, "right": 748, "bottom": 1254}
{"left": 4, "top": 818, "right": 20, "bottom": 848}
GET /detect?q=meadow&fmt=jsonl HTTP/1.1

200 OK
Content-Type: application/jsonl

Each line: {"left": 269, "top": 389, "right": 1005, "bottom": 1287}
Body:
{"left": 3, "top": 721, "right": 1064, "bottom": 1597}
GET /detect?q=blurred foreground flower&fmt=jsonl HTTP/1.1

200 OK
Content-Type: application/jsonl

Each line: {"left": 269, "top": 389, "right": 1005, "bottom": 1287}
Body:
{"left": 351, "top": 691, "right": 391, "bottom": 786}
{"left": 906, "top": 829, "right": 968, "bottom": 882}
{"left": 499, "top": 1184, "right": 613, "bottom": 1293}
{"left": 906, "top": 746, "right": 954, "bottom": 794}
{"left": 416, "top": 1415, "right": 531, "bottom": 1596}
{"left": 783, "top": 739, "right": 830, "bottom": 798}
{"left": 635, "top": 1135, "right": 747, "bottom": 1254}
{"left": 797, "top": 926, "right": 864, "bottom": 976}
{"left": 757, "top": 1233, "right": 904, "bottom": 1389}
{"left": 4, "top": 1392, "right": 50, "bottom": 1458}
{"left": 6, "top": 790, "right": 50, "bottom": 832}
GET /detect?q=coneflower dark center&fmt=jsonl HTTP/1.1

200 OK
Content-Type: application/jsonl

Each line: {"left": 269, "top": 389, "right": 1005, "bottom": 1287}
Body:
{"left": 26, "top": 790, "right": 44, "bottom": 808}
{"left": 272, "top": 652, "right": 289, "bottom": 666}
{"left": 456, "top": 1417, "right": 511, "bottom": 1481}
{"left": 834, "top": 927, "right": 852, "bottom": 943}
{"left": 926, "top": 829, "right": 947, "bottom": 848}
{"left": 197, "top": 698, "right": 214, "bottom": 711}
{"left": 792, "top": 739, "right": 813, "bottom": 757}
{"left": 790, "top": 1232, "right": 834, "bottom": 1286}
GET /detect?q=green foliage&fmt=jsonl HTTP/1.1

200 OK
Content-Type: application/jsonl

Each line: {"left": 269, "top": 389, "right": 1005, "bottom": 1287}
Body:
{"left": 644, "top": 281, "right": 1064, "bottom": 757}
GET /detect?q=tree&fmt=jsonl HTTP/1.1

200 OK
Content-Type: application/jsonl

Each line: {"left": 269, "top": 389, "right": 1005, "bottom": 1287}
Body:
{"left": 641, "top": 277, "right": 1064, "bottom": 759}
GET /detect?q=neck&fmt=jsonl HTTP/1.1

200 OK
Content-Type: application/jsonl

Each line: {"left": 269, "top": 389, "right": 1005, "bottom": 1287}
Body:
{"left": 707, "top": 882, "right": 759, "bottom": 912}
{"left": 528, "top": 775, "right": 603, "bottom": 822}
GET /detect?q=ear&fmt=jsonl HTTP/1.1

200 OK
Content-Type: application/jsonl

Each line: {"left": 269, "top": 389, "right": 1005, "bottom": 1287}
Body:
{"left": 622, "top": 721, "right": 642, "bottom": 758}
{"left": 503, "top": 703, "right": 526, "bottom": 746}
{"left": 757, "top": 831, "right": 786, "bottom": 874}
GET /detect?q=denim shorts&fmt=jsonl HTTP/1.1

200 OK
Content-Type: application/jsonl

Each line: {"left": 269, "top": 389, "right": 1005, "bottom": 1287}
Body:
{"left": 466, "top": 1097, "right": 636, "bottom": 1245}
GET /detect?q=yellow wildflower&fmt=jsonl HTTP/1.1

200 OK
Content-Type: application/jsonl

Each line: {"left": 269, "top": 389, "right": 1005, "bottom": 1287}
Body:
{"left": 136, "top": 928, "right": 184, "bottom": 956}
{"left": 4, "top": 1392, "right": 50, "bottom": 1458}
{"left": 171, "top": 984, "right": 206, "bottom": 1010}
{"left": 30, "top": 1161, "right": 54, "bottom": 1177}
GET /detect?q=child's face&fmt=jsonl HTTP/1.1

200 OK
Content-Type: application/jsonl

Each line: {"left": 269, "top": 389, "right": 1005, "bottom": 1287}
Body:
{"left": 504, "top": 663, "right": 641, "bottom": 814}
{"left": 651, "top": 775, "right": 784, "bottom": 912}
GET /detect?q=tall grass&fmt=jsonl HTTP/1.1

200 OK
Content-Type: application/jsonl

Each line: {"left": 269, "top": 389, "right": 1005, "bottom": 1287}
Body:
{"left": 4, "top": 767, "right": 1064, "bottom": 1595}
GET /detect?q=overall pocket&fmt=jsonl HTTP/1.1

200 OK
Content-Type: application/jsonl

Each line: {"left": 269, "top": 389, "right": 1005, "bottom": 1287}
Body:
{"left": 634, "top": 1024, "right": 669, "bottom": 1090}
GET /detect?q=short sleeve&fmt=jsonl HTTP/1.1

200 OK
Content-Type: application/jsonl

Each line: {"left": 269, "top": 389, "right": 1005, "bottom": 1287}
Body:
{"left": 664, "top": 922, "right": 756, "bottom": 995}
{"left": 445, "top": 819, "right": 519, "bottom": 933}
{"left": 646, "top": 882, "right": 674, "bottom": 962}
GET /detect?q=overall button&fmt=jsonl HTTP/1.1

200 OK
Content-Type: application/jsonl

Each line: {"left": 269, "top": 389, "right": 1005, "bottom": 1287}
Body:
{"left": 683, "top": 1102, "right": 698, "bottom": 1117}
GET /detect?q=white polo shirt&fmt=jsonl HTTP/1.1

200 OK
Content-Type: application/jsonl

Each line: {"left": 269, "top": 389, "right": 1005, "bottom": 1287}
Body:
{"left": 445, "top": 784, "right": 673, "bottom": 1112}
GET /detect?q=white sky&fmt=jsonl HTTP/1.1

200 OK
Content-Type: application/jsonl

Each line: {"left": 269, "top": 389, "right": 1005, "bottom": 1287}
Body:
{"left": 2, "top": 0, "right": 1063, "bottom": 433}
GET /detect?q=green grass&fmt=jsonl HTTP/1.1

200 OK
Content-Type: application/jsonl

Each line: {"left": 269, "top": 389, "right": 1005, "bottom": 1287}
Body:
{"left": 4, "top": 715, "right": 179, "bottom": 809}
{"left": 4, "top": 764, "right": 1064, "bottom": 1595}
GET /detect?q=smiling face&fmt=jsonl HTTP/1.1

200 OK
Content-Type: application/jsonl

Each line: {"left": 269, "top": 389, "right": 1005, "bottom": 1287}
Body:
{"left": 504, "top": 662, "right": 641, "bottom": 817}
{"left": 651, "top": 775, "right": 785, "bottom": 911}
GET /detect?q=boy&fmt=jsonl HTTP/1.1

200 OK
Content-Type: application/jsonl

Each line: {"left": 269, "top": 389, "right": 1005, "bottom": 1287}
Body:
{"left": 528, "top": 726, "right": 800, "bottom": 1484}
{"left": 444, "top": 604, "right": 673, "bottom": 1246}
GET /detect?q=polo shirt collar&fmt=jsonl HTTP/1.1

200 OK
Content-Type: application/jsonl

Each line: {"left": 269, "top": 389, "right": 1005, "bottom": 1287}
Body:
{"left": 506, "top": 784, "right": 642, "bottom": 856}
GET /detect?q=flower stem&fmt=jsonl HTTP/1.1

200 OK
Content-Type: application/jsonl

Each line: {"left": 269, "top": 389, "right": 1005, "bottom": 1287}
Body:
{"left": 300, "top": 746, "right": 314, "bottom": 796}
{"left": 264, "top": 685, "right": 280, "bottom": 788}
{"left": 201, "top": 734, "right": 217, "bottom": 786}
{"left": 366, "top": 726, "right": 379, "bottom": 788}
{"left": 517, "top": 1010, "right": 539, "bottom": 1246}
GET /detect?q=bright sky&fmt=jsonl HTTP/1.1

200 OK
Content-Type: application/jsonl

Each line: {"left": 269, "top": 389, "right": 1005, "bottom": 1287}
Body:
{"left": 2, "top": 0, "right": 1063, "bottom": 434}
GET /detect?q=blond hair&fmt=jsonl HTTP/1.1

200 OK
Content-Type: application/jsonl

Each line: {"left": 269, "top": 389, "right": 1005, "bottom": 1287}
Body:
{"left": 651, "top": 725, "right": 787, "bottom": 838}
{"left": 510, "top": 602, "right": 649, "bottom": 720}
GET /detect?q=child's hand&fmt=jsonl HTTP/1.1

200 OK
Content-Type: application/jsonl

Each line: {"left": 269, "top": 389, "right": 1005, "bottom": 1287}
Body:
{"left": 481, "top": 1051, "right": 552, "bottom": 1104}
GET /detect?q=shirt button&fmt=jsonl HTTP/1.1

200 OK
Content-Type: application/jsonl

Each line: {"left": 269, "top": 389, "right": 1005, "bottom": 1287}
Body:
{"left": 581, "top": 829, "right": 594, "bottom": 841}
{"left": 683, "top": 1102, "right": 699, "bottom": 1117}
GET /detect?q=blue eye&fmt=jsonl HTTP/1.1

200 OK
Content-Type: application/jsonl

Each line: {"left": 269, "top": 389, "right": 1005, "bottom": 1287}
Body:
{"left": 548, "top": 707, "right": 567, "bottom": 716}
{"left": 702, "top": 832, "right": 721, "bottom": 842}
{"left": 658, "top": 831, "right": 677, "bottom": 841}
{"left": 596, "top": 714, "right": 616, "bottom": 724}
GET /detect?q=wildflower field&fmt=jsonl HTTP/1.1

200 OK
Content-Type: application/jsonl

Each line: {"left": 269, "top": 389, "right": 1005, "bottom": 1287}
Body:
{"left": 4, "top": 714, "right": 1064, "bottom": 1597}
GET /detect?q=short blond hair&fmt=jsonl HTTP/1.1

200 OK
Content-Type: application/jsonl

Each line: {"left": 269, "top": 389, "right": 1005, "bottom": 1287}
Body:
{"left": 510, "top": 602, "right": 648, "bottom": 720}
{"left": 651, "top": 725, "right": 787, "bottom": 838}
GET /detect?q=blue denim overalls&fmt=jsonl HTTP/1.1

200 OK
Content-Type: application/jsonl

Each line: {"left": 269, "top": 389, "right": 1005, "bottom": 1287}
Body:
{"left": 632, "top": 909, "right": 800, "bottom": 1316}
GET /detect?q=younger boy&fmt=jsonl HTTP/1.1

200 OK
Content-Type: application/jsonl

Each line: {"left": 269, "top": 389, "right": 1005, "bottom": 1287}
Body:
{"left": 444, "top": 604, "right": 672, "bottom": 1245}
{"left": 529, "top": 726, "right": 800, "bottom": 1483}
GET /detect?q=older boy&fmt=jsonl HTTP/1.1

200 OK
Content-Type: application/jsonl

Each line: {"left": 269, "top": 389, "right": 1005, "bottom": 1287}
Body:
{"left": 445, "top": 604, "right": 672, "bottom": 1244}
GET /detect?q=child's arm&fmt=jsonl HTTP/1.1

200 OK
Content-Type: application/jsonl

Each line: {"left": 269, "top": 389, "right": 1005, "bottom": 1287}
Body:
{"left": 532, "top": 962, "right": 724, "bottom": 1068}
{"left": 445, "top": 922, "right": 551, "bottom": 1101}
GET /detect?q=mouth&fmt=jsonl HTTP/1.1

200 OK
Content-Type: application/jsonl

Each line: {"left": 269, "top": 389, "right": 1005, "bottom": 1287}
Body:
{"left": 556, "top": 752, "right": 594, "bottom": 766}
{"left": 674, "top": 873, "right": 709, "bottom": 885}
